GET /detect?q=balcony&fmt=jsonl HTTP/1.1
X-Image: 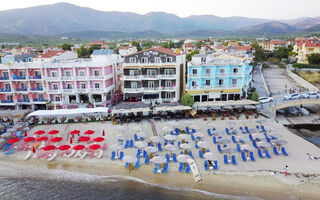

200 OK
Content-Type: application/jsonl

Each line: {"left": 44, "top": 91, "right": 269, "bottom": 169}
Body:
{"left": 12, "top": 76, "right": 26, "bottom": 80}
{"left": 159, "top": 74, "right": 176, "bottom": 79}
{"left": 123, "top": 88, "right": 143, "bottom": 93}
{"left": 61, "top": 76, "right": 73, "bottom": 81}
{"left": 14, "top": 88, "right": 28, "bottom": 92}
{"left": 77, "top": 88, "right": 88, "bottom": 93}
{"left": 188, "top": 74, "right": 200, "bottom": 78}
{"left": 216, "top": 73, "right": 228, "bottom": 77}
{"left": 47, "top": 76, "right": 59, "bottom": 81}
{"left": 143, "top": 87, "right": 160, "bottom": 93}
{"left": 62, "top": 88, "right": 75, "bottom": 93}
{"left": 29, "top": 75, "right": 42, "bottom": 80}
{"left": 162, "top": 98, "right": 175, "bottom": 102}
{"left": 0, "top": 77, "right": 9, "bottom": 80}
{"left": 17, "top": 99, "right": 30, "bottom": 103}
{"left": 48, "top": 89, "right": 60, "bottom": 93}
{"left": 122, "top": 75, "right": 142, "bottom": 80}
{"left": 161, "top": 86, "right": 176, "bottom": 91}
{"left": 142, "top": 75, "right": 159, "bottom": 80}
{"left": 0, "top": 88, "right": 11, "bottom": 92}
{"left": 89, "top": 76, "right": 103, "bottom": 80}
{"left": 91, "top": 88, "right": 105, "bottom": 92}
{"left": 203, "top": 73, "right": 212, "bottom": 77}
{"left": 33, "top": 98, "right": 46, "bottom": 103}
{"left": 123, "top": 62, "right": 177, "bottom": 67}
{"left": 0, "top": 100, "right": 14, "bottom": 103}
{"left": 76, "top": 76, "right": 87, "bottom": 80}
{"left": 30, "top": 87, "right": 43, "bottom": 91}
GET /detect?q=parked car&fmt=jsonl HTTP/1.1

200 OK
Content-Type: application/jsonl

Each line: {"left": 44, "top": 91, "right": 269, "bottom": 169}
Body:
{"left": 284, "top": 93, "right": 301, "bottom": 100}
{"left": 259, "top": 97, "right": 273, "bottom": 104}
{"left": 302, "top": 92, "right": 320, "bottom": 99}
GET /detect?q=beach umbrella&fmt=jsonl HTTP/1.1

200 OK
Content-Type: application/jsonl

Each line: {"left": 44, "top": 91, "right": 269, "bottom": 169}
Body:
{"left": 198, "top": 141, "right": 210, "bottom": 149}
{"left": 180, "top": 143, "right": 192, "bottom": 150}
{"left": 7, "top": 128, "right": 17, "bottom": 133}
{"left": 241, "top": 144, "right": 254, "bottom": 151}
{"left": 163, "top": 134, "right": 177, "bottom": 141}
{"left": 32, "top": 146, "right": 36, "bottom": 153}
{"left": 118, "top": 126, "right": 126, "bottom": 133}
{"left": 24, "top": 130, "right": 28, "bottom": 137}
{"left": 37, "top": 136, "right": 48, "bottom": 142}
{"left": 164, "top": 144, "right": 178, "bottom": 152}
{"left": 42, "top": 145, "right": 55, "bottom": 151}
{"left": 23, "top": 136, "right": 35, "bottom": 143}
{"left": 70, "top": 130, "right": 80, "bottom": 135}
{"left": 227, "top": 121, "right": 236, "bottom": 129}
{"left": 223, "top": 105, "right": 233, "bottom": 110}
{"left": 122, "top": 156, "right": 137, "bottom": 163}
{"left": 79, "top": 136, "right": 91, "bottom": 142}
{"left": 48, "top": 130, "right": 59, "bottom": 135}
{"left": 162, "top": 126, "right": 173, "bottom": 132}
{"left": 135, "top": 141, "right": 148, "bottom": 149}
{"left": 7, "top": 138, "right": 20, "bottom": 144}
{"left": 231, "top": 129, "right": 238, "bottom": 135}
{"left": 207, "top": 122, "right": 216, "bottom": 127}
{"left": 223, "top": 147, "right": 237, "bottom": 154}
{"left": 133, "top": 125, "right": 142, "bottom": 132}
{"left": 168, "top": 121, "right": 177, "bottom": 128}
{"left": 252, "top": 133, "right": 265, "bottom": 140}
{"left": 84, "top": 130, "right": 95, "bottom": 135}
{"left": 34, "top": 130, "right": 45, "bottom": 135}
{"left": 177, "top": 154, "right": 191, "bottom": 163}
{"left": 93, "top": 137, "right": 105, "bottom": 142}
{"left": 218, "top": 138, "right": 231, "bottom": 145}
{"left": 137, "top": 132, "right": 148, "bottom": 138}
{"left": 204, "top": 152, "right": 218, "bottom": 161}
{"left": 273, "top": 139, "right": 287, "bottom": 146}
{"left": 102, "top": 130, "right": 105, "bottom": 136}
{"left": 70, "top": 137, "right": 73, "bottom": 144}
{"left": 211, "top": 106, "right": 221, "bottom": 111}
{"left": 150, "top": 136, "right": 162, "bottom": 143}
{"left": 213, "top": 131, "right": 225, "bottom": 136}
{"left": 144, "top": 146, "right": 158, "bottom": 154}
{"left": 150, "top": 156, "right": 166, "bottom": 164}
{"left": 111, "top": 144, "right": 124, "bottom": 151}
{"left": 237, "top": 135, "right": 250, "bottom": 142}
{"left": 191, "top": 124, "right": 200, "bottom": 130}
{"left": 177, "top": 134, "right": 190, "bottom": 140}
{"left": 194, "top": 132, "right": 205, "bottom": 138}
{"left": 257, "top": 141, "right": 272, "bottom": 148}
{"left": 51, "top": 137, "right": 63, "bottom": 143}
{"left": 270, "top": 133, "right": 282, "bottom": 139}
{"left": 89, "top": 144, "right": 101, "bottom": 150}
{"left": 73, "top": 145, "right": 85, "bottom": 151}
{"left": 58, "top": 145, "right": 71, "bottom": 151}
{"left": 117, "top": 134, "right": 127, "bottom": 141}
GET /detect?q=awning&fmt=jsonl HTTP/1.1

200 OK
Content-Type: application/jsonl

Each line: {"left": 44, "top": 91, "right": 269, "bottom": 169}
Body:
{"left": 194, "top": 100, "right": 258, "bottom": 108}
{"left": 27, "top": 107, "right": 109, "bottom": 118}
{"left": 125, "top": 93, "right": 143, "bottom": 98}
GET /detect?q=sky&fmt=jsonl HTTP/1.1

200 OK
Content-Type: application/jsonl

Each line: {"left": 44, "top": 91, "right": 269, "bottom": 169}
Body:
{"left": 1, "top": 0, "right": 320, "bottom": 19}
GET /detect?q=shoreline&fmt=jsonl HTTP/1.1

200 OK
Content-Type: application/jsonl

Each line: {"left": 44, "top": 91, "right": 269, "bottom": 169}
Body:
{"left": 1, "top": 156, "right": 320, "bottom": 200}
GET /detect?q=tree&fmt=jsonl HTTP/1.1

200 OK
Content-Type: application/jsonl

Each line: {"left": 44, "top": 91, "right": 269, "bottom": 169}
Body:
{"left": 186, "top": 50, "right": 199, "bottom": 62}
{"left": 251, "top": 43, "right": 267, "bottom": 62}
{"left": 182, "top": 94, "right": 194, "bottom": 107}
{"left": 61, "top": 43, "right": 72, "bottom": 50}
{"left": 308, "top": 53, "right": 320, "bottom": 65}
{"left": 250, "top": 91, "right": 259, "bottom": 102}
{"left": 88, "top": 44, "right": 101, "bottom": 55}
{"left": 77, "top": 45, "right": 88, "bottom": 58}
{"left": 274, "top": 47, "right": 289, "bottom": 60}
{"left": 195, "top": 41, "right": 204, "bottom": 49}
{"left": 131, "top": 41, "right": 142, "bottom": 51}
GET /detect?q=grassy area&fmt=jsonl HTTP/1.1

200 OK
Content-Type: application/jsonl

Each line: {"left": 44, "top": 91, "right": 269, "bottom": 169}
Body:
{"left": 296, "top": 71, "right": 320, "bottom": 87}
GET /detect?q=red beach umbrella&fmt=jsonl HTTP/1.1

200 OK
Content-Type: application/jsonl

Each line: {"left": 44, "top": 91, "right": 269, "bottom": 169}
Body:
{"left": 89, "top": 144, "right": 100, "bottom": 150}
{"left": 70, "top": 137, "right": 73, "bottom": 144}
{"left": 42, "top": 145, "right": 55, "bottom": 151}
{"left": 93, "top": 137, "right": 104, "bottom": 142}
{"left": 34, "top": 130, "right": 45, "bottom": 135}
{"left": 70, "top": 130, "right": 80, "bottom": 135}
{"left": 79, "top": 136, "right": 91, "bottom": 142}
{"left": 32, "top": 146, "right": 36, "bottom": 153}
{"left": 24, "top": 130, "right": 28, "bottom": 137}
{"left": 51, "top": 137, "right": 63, "bottom": 143}
{"left": 58, "top": 145, "right": 71, "bottom": 151}
{"left": 84, "top": 130, "right": 95, "bottom": 135}
{"left": 7, "top": 138, "right": 20, "bottom": 144}
{"left": 23, "top": 137, "right": 35, "bottom": 143}
{"left": 102, "top": 130, "right": 105, "bottom": 136}
{"left": 48, "top": 130, "right": 59, "bottom": 135}
{"left": 73, "top": 145, "right": 85, "bottom": 151}
{"left": 37, "top": 136, "right": 48, "bottom": 142}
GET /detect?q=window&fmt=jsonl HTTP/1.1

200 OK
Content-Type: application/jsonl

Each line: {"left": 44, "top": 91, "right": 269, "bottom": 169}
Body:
{"left": 129, "top": 70, "right": 139, "bottom": 76}
{"left": 23, "top": 94, "right": 28, "bottom": 100}
{"left": 2, "top": 71, "right": 9, "bottom": 77}
{"left": 35, "top": 70, "right": 41, "bottom": 76}
{"left": 205, "top": 80, "right": 210, "bottom": 86}
{"left": 38, "top": 94, "right": 44, "bottom": 99}
{"left": 232, "top": 79, "right": 237, "bottom": 85}
{"left": 147, "top": 70, "right": 156, "bottom": 76}
{"left": 94, "top": 83, "right": 100, "bottom": 89}
{"left": 148, "top": 81, "right": 154, "bottom": 88}
{"left": 66, "top": 83, "right": 73, "bottom": 89}
{"left": 143, "top": 52, "right": 149, "bottom": 55}
{"left": 192, "top": 69, "right": 197, "bottom": 75}
{"left": 218, "top": 79, "right": 224, "bottom": 86}
{"left": 141, "top": 57, "right": 148, "bottom": 63}
{"left": 19, "top": 70, "right": 25, "bottom": 77}
{"left": 53, "top": 84, "right": 58, "bottom": 90}
{"left": 51, "top": 71, "right": 57, "bottom": 77}
{"left": 201, "top": 57, "right": 206, "bottom": 64}
{"left": 206, "top": 69, "right": 211, "bottom": 75}
{"left": 164, "top": 69, "right": 174, "bottom": 75}
{"left": 129, "top": 57, "right": 136, "bottom": 63}
{"left": 165, "top": 81, "right": 172, "bottom": 87}
{"left": 36, "top": 83, "right": 42, "bottom": 88}
{"left": 7, "top": 95, "right": 13, "bottom": 101}
{"left": 65, "top": 71, "right": 71, "bottom": 77}
{"left": 153, "top": 52, "right": 158, "bottom": 55}
{"left": 154, "top": 57, "right": 161, "bottom": 63}
{"left": 131, "top": 82, "right": 137, "bottom": 88}
{"left": 166, "top": 57, "right": 172, "bottom": 63}
{"left": 79, "top": 71, "right": 85, "bottom": 76}
{"left": 192, "top": 81, "right": 197, "bottom": 87}
{"left": 233, "top": 68, "right": 238, "bottom": 74}
{"left": 219, "top": 68, "right": 225, "bottom": 74}
{"left": 165, "top": 92, "right": 172, "bottom": 99}
{"left": 94, "top": 70, "right": 100, "bottom": 76}
{"left": 21, "top": 83, "right": 27, "bottom": 89}
{"left": 55, "top": 96, "right": 60, "bottom": 102}
{"left": 5, "top": 83, "right": 10, "bottom": 90}
{"left": 80, "top": 83, "right": 86, "bottom": 89}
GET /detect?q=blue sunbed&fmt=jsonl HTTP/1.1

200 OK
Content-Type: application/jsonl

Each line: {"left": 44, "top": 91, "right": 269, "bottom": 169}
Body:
{"left": 136, "top": 149, "right": 141, "bottom": 157}
{"left": 250, "top": 152, "right": 255, "bottom": 161}
{"left": 213, "top": 136, "right": 217, "bottom": 144}
{"left": 195, "top": 141, "right": 199, "bottom": 149}
{"left": 134, "top": 133, "right": 138, "bottom": 141}
{"left": 265, "top": 149, "right": 272, "bottom": 159}
{"left": 158, "top": 143, "right": 163, "bottom": 151}
{"left": 204, "top": 160, "right": 209, "bottom": 170}
{"left": 231, "top": 136, "right": 237, "bottom": 143}
{"left": 258, "top": 149, "right": 264, "bottom": 158}
{"left": 144, "top": 155, "right": 149, "bottom": 164}
{"left": 153, "top": 164, "right": 159, "bottom": 174}
{"left": 213, "top": 160, "right": 218, "bottom": 170}
{"left": 188, "top": 151, "right": 193, "bottom": 158}
{"left": 165, "top": 153, "right": 170, "bottom": 162}
{"left": 273, "top": 146, "right": 280, "bottom": 155}
{"left": 237, "top": 144, "right": 242, "bottom": 152}
{"left": 172, "top": 153, "right": 177, "bottom": 162}
{"left": 199, "top": 150, "right": 204, "bottom": 159}
{"left": 111, "top": 151, "right": 116, "bottom": 160}
{"left": 207, "top": 129, "right": 212, "bottom": 136}
{"left": 162, "top": 163, "right": 168, "bottom": 173}
{"left": 179, "top": 163, "right": 184, "bottom": 172}
{"left": 231, "top": 155, "right": 237, "bottom": 165}
{"left": 241, "top": 151, "right": 247, "bottom": 162}
{"left": 217, "top": 144, "right": 223, "bottom": 153}
{"left": 119, "top": 151, "right": 124, "bottom": 160}
{"left": 185, "top": 165, "right": 190, "bottom": 173}
{"left": 4, "top": 147, "right": 15, "bottom": 155}
{"left": 224, "top": 154, "right": 228, "bottom": 164}
{"left": 129, "top": 140, "right": 134, "bottom": 148}
{"left": 281, "top": 147, "right": 288, "bottom": 156}
{"left": 134, "top": 159, "right": 140, "bottom": 168}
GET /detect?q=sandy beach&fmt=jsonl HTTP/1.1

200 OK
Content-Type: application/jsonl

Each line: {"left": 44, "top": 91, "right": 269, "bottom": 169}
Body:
{"left": 1, "top": 117, "right": 320, "bottom": 200}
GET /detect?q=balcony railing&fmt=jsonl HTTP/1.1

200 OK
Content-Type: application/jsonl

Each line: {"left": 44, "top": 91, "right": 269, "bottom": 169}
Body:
{"left": 17, "top": 99, "right": 30, "bottom": 103}
{"left": 0, "top": 88, "right": 11, "bottom": 92}
{"left": 123, "top": 75, "right": 141, "bottom": 80}
{"left": 188, "top": 74, "right": 200, "bottom": 78}
{"left": 91, "top": 88, "right": 105, "bottom": 92}
{"left": 14, "top": 88, "right": 28, "bottom": 92}
{"left": 77, "top": 88, "right": 88, "bottom": 93}
{"left": 89, "top": 76, "right": 103, "bottom": 80}
{"left": 161, "top": 86, "right": 176, "bottom": 91}
{"left": 30, "top": 87, "right": 43, "bottom": 91}
{"left": 29, "top": 75, "right": 42, "bottom": 79}
{"left": 162, "top": 98, "right": 175, "bottom": 102}
{"left": 159, "top": 74, "right": 176, "bottom": 79}
{"left": 1, "top": 100, "right": 14, "bottom": 103}
{"left": 142, "top": 75, "right": 159, "bottom": 79}
{"left": 12, "top": 76, "right": 26, "bottom": 80}
{"left": 216, "top": 73, "right": 228, "bottom": 77}
{"left": 47, "top": 77, "right": 59, "bottom": 81}
{"left": 33, "top": 98, "right": 46, "bottom": 102}
{"left": 186, "top": 85, "right": 240, "bottom": 90}
{"left": 123, "top": 88, "right": 143, "bottom": 93}
{"left": 76, "top": 76, "right": 87, "bottom": 80}
{"left": 63, "top": 88, "right": 74, "bottom": 93}
{"left": 61, "top": 76, "right": 73, "bottom": 81}
{"left": 143, "top": 87, "right": 160, "bottom": 93}
{"left": 203, "top": 73, "right": 212, "bottom": 77}
{"left": 0, "top": 77, "right": 9, "bottom": 80}
{"left": 48, "top": 89, "right": 60, "bottom": 93}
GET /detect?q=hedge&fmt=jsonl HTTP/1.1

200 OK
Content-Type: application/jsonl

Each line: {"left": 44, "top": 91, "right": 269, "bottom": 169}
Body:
{"left": 292, "top": 63, "right": 320, "bottom": 69}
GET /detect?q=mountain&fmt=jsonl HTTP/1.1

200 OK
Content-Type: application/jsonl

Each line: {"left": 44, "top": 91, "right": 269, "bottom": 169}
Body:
{"left": 304, "top": 24, "right": 320, "bottom": 32}
{"left": 293, "top": 18, "right": 320, "bottom": 29}
{"left": 237, "top": 22, "right": 297, "bottom": 36}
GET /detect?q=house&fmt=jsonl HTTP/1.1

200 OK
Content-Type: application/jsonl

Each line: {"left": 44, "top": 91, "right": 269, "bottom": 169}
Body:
{"left": 293, "top": 38, "right": 320, "bottom": 64}
{"left": 183, "top": 43, "right": 196, "bottom": 54}
{"left": 121, "top": 46, "right": 185, "bottom": 104}
{"left": 1, "top": 54, "right": 34, "bottom": 65}
{"left": 87, "top": 41, "right": 109, "bottom": 49}
{"left": 33, "top": 50, "right": 78, "bottom": 63}
{"left": 118, "top": 46, "right": 138, "bottom": 57}
{"left": 186, "top": 53, "right": 252, "bottom": 102}
{"left": 259, "top": 40, "right": 289, "bottom": 52}
{"left": 21, "top": 46, "right": 37, "bottom": 54}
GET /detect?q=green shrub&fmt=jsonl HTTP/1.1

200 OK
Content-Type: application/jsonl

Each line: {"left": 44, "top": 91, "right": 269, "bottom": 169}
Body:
{"left": 292, "top": 63, "right": 320, "bottom": 69}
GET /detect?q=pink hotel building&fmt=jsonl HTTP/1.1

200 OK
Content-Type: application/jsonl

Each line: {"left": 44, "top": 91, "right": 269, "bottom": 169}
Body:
{"left": 0, "top": 50, "right": 121, "bottom": 110}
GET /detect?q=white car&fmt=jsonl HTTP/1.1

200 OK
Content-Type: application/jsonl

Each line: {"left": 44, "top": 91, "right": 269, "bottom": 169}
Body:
{"left": 302, "top": 92, "right": 320, "bottom": 99}
{"left": 259, "top": 97, "right": 273, "bottom": 104}
{"left": 284, "top": 93, "right": 301, "bottom": 100}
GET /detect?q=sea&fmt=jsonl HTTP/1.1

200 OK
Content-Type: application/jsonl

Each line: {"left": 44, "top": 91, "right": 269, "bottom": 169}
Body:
{"left": 0, "top": 175, "right": 259, "bottom": 200}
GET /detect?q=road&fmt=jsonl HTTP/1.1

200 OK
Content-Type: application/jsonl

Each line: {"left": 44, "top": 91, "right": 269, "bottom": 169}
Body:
{"left": 252, "top": 65, "right": 268, "bottom": 97}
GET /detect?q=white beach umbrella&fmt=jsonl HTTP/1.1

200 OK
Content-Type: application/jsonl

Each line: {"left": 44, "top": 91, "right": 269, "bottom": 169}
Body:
{"left": 177, "top": 154, "right": 191, "bottom": 163}
{"left": 168, "top": 121, "right": 177, "bottom": 128}
{"left": 237, "top": 135, "right": 250, "bottom": 142}
{"left": 122, "top": 156, "right": 137, "bottom": 163}
{"left": 135, "top": 141, "right": 148, "bottom": 149}
{"left": 133, "top": 125, "right": 142, "bottom": 132}
{"left": 137, "top": 132, "right": 148, "bottom": 138}
{"left": 203, "top": 152, "right": 218, "bottom": 161}
{"left": 194, "top": 132, "right": 205, "bottom": 138}
{"left": 223, "top": 105, "right": 233, "bottom": 110}
{"left": 273, "top": 139, "right": 287, "bottom": 146}
{"left": 198, "top": 141, "right": 210, "bottom": 149}
{"left": 150, "top": 156, "right": 167, "bottom": 164}
{"left": 111, "top": 144, "right": 124, "bottom": 151}
{"left": 191, "top": 124, "right": 200, "bottom": 130}
{"left": 117, "top": 134, "right": 127, "bottom": 140}
{"left": 180, "top": 143, "right": 193, "bottom": 150}
{"left": 150, "top": 136, "right": 162, "bottom": 143}
{"left": 257, "top": 141, "right": 271, "bottom": 148}
{"left": 164, "top": 144, "right": 178, "bottom": 152}
{"left": 177, "top": 134, "right": 190, "bottom": 140}
{"left": 144, "top": 146, "right": 158, "bottom": 153}
{"left": 207, "top": 122, "right": 216, "bottom": 127}
{"left": 252, "top": 133, "right": 265, "bottom": 140}
{"left": 270, "top": 133, "right": 282, "bottom": 139}
{"left": 163, "top": 134, "right": 177, "bottom": 141}
{"left": 118, "top": 126, "right": 126, "bottom": 133}
{"left": 218, "top": 138, "right": 231, "bottom": 145}
{"left": 241, "top": 144, "right": 254, "bottom": 151}
{"left": 223, "top": 147, "right": 237, "bottom": 154}
{"left": 162, "top": 126, "right": 173, "bottom": 132}
{"left": 213, "top": 131, "right": 225, "bottom": 136}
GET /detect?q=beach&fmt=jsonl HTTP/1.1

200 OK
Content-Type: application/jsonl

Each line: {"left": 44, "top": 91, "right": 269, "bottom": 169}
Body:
{"left": 1, "top": 117, "right": 320, "bottom": 200}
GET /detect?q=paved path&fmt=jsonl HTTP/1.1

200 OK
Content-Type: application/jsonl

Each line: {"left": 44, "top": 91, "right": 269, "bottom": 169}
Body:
{"left": 252, "top": 65, "right": 268, "bottom": 97}
{"left": 146, "top": 119, "right": 158, "bottom": 136}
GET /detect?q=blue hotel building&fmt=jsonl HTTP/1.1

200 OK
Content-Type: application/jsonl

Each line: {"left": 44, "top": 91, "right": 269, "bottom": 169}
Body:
{"left": 186, "top": 53, "right": 252, "bottom": 102}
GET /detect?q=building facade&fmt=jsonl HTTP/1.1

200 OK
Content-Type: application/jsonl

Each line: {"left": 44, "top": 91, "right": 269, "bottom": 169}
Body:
{"left": 186, "top": 53, "right": 252, "bottom": 102}
{"left": 293, "top": 39, "right": 320, "bottom": 64}
{"left": 122, "top": 47, "right": 185, "bottom": 104}
{"left": 0, "top": 50, "right": 121, "bottom": 110}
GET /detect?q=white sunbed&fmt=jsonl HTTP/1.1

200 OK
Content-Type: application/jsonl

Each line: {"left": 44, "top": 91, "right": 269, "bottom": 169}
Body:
{"left": 97, "top": 150, "right": 104, "bottom": 159}
{"left": 66, "top": 150, "right": 76, "bottom": 158}
{"left": 48, "top": 152, "right": 57, "bottom": 162}
{"left": 24, "top": 151, "right": 32, "bottom": 160}
{"left": 80, "top": 151, "right": 88, "bottom": 159}
{"left": 74, "top": 150, "right": 82, "bottom": 158}
{"left": 35, "top": 151, "right": 45, "bottom": 159}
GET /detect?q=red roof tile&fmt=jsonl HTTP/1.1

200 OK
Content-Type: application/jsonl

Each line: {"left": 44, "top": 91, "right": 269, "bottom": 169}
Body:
{"left": 35, "top": 50, "right": 66, "bottom": 58}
